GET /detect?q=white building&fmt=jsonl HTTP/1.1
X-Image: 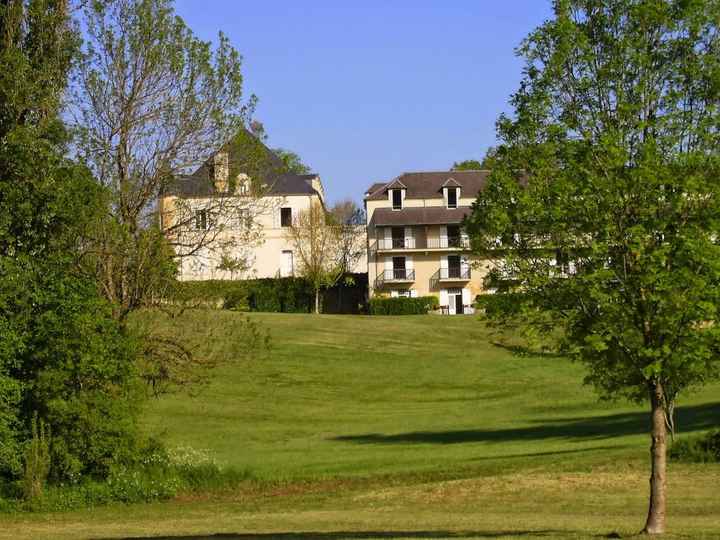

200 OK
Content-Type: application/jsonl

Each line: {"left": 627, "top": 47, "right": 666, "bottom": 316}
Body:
{"left": 160, "top": 129, "right": 366, "bottom": 280}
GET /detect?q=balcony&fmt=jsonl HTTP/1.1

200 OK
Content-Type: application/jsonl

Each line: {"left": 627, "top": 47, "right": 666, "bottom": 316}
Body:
{"left": 430, "top": 267, "right": 471, "bottom": 289}
{"left": 375, "top": 268, "right": 416, "bottom": 288}
{"left": 375, "top": 236, "right": 469, "bottom": 251}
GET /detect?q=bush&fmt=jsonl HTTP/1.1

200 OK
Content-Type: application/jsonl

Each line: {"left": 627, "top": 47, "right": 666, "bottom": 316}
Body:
{"left": 669, "top": 430, "right": 720, "bottom": 463}
{"left": 3, "top": 443, "right": 254, "bottom": 512}
{"left": 369, "top": 296, "right": 439, "bottom": 315}
{"left": 475, "top": 292, "right": 528, "bottom": 318}
{"left": 171, "top": 278, "right": 314, "bottom": 313}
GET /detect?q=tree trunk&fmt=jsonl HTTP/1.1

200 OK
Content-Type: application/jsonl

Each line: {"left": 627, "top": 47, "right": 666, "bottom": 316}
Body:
{"left": 643, "top": 381, "right": 667, "bottom": 535}
{"left": 314, "top": 288, "right": 320, "bottom": 314}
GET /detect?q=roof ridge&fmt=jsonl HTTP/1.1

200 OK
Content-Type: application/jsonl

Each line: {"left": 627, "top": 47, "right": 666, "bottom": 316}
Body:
{"left": 399, "top": 169, "right": 491, "bottom": 174}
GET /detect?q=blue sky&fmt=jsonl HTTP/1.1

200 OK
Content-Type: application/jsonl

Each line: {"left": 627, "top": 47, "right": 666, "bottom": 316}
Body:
{"left": 174, "top": 1, "right": 553, "bottom": 204}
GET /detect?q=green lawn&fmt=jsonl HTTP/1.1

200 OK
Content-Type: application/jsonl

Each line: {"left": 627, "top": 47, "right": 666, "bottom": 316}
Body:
{"left": 3, "top": 311, "right": 719, "bottom": 539}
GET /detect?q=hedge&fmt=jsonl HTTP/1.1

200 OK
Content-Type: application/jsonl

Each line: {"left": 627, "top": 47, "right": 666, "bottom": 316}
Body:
{"left": 369, "top": 296, "right": 439, "bottom": 315}
{"left": 475, "top": 292, "right": 528, "bottom": 317}
{"left": 170, "top": 278, "right": 314, "bottom": 313}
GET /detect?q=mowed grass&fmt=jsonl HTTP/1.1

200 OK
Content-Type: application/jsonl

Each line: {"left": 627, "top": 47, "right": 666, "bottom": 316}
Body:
{"left": 3, "top": 311, "right": 720, "bottom": 539}
{"left": 143, "top": 311, "right": 719, "bottom": 479}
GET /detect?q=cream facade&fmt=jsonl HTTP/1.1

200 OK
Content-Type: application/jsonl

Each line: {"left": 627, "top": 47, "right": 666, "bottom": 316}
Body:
{"left": 365, "top": 171, "right": 494, "bottom": 314}
{"left": 160, "top": 131, "right": 368, "bottom": 281}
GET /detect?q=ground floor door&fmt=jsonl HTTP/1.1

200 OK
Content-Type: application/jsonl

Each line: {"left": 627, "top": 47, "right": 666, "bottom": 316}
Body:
{"left": 446, "top": 287, "right": 462, "bottom": 315}
{"left": 455, "top": 294, "right": 464, "bottom": 315}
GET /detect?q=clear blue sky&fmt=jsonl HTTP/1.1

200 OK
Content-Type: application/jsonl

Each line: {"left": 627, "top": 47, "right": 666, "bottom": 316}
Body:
{"left": 174, "top": 0, "right": 553, "bottom": 204}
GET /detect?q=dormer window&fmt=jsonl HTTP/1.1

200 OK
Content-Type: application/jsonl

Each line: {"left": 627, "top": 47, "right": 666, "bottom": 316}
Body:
{"left": 447, "top": 187, "right": 458, "bottom": 209}
{"left": 236, "top": 173, "right": 250, "bottom": 195}
{"left": 392, "top": 189, "right": 403, "bottom": 210}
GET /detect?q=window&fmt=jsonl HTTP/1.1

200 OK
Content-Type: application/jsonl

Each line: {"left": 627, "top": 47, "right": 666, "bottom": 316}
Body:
{"left": 237, "top": 208, "right": 251, "bottom": 228}
{"left": 392, "top": 290, "right": 411, "bottom": 298}
{"left": 236, "top": 173, "right": 250, "bottom": 195}
{"left": 392, "top": 256, "right": 406, "bottom": 279}
{"left": 447, "top": 224, "right": 460, "bottom": 247}
{"left": 447, "top": 255, "right": 461, "bottom": 278}
{"left": 447, "top": 187, "right": 458, "bottom": 209}
{"left": 280, "top": 207, "right": 292, "bottom": 227}
{"left": 281, "top": 250, "right": 294, "bottom": 277}
{"left": 392, "top": 189, "right": 403, "bottom": 210}
{"left": 194, "top": 209, "right": 208, "bottom": 230}
{"left": 391, "top": 227, "right": 405, "bottom": 248}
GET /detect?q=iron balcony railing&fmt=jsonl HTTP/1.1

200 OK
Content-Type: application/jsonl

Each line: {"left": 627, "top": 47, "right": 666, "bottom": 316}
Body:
{"left": 374, "top": 268, "right": 416, "bottom": 288}
{"left": 375, "top": 236, "right": 469, "bottom": 250}
{"left": 429, "top": 267, "right": 471, "bottom": 289}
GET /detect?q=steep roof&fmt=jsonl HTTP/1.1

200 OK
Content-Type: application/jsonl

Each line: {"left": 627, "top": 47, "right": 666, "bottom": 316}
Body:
{"left": 365, "top": 170, "right": 490, "bottom": 201}
{"left": 164, "top": 127, "right": 321, "bottom": 198}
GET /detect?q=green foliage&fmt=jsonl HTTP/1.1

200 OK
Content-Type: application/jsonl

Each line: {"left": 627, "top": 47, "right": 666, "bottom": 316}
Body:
{"left": 5, "top": 443, "right": 253, "bottom": 512}
{"left": 5, "top": 268, "right": 142, "bottom": 483}
{"left": 465, "top": 0, "right": 720, "bottom": 407}
{"left": 669, "top": 430, "right": 720, "bottom": 463}
{"left": 453, "top": 148, "right": 498, "bottom": 171}
{"left": 22, "top": 415, "right": 50, "bottom": 502}
{"left": 369, "top": 296, "right": 439, "bottom": 315}
{"left": 0, "top": 0, "right": 142, "bottom": 488}
{"left": 272, "top": 147, "right": 311, "bottom": 174}
{"left": 475, "top": 293, "right": 526, "bottom": 318}
{"left": 172, "top": 278, "right": 315, "bottom": 313}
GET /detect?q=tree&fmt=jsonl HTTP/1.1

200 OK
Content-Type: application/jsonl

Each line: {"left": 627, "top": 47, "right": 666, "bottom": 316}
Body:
{"left": 328, "top": 199, "right": 366, "bottom": 273}
{"left": 0, "top": 0, "right": 140, "bottom": 484}
{"left": 452, "top": 148, "right": 499, "bottom": 171}
{"left": 273, "top": 147, "right": 311, "bottom": 174}
{"left": 465, "top": 1, "right": 720, "bottom": 535}
{"left": 452, "top": 159, "right": 483, "bottom": 170}
{"left": 70, "top": 0, "right": 264, "bottom": 320}
{"left": 285, "top": 201, "right": 343, "bottom": 314}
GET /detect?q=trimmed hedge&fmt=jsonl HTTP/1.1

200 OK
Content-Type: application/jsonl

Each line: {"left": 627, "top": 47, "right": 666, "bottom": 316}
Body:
{"left": 171, "top": 278, "right": 314, "bottom": 313}
{"left": 475, "top": 292, "right": 528, "bottom": 317}
{"left": 369, "top": 296, "right": 439, "bottom": 315}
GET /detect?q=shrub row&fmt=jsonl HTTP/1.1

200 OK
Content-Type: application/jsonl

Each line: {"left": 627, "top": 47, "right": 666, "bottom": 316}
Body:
{"left": 475, "top": 292, "right": 528, "bottom": 318}
{"left": 669, "top": 430, "right": 720, "bottom": 463}
{"left": 171, "top": 278, "right": 314, "bottom": 313}
{"left": 369, "top": 296, "right": 439, "bottom": 315}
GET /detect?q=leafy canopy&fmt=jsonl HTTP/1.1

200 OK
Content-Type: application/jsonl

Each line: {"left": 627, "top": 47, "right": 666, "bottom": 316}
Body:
{"left": 465, "top": 0, "right": 720, "bottom": 405}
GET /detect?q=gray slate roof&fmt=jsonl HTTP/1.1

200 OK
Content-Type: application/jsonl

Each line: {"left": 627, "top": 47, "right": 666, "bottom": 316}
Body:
{"left": 164, "top": 127, "right": 321, "bottom": 198}
{"left": 365, "top": 170, "right": 490, "bottom": 201}
{"left": 370, "top": 206, "right": 472, "bottom": 226}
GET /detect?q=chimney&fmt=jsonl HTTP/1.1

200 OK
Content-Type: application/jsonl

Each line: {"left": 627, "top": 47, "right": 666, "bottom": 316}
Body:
{"left": 306, "top": 175, "right": 325, "bottom": 203}
{"left": 213, "top": 152, "right": 229, "bottom": 193}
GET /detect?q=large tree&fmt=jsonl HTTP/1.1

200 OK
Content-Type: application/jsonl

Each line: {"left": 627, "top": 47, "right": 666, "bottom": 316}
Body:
{"left": 70, "top": 0, "right": 264, "bottom": 320}
{"left": 465, "top": 0, "right": 720, "bottom": 535}
{"left": 0, "top": 0, "right": 140, "bottom": 485}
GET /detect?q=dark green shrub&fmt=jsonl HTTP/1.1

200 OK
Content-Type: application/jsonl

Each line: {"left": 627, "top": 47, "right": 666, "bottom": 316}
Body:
{"left": 369, "top": 296, "right": 439, "bottom": 315}
{"left": 223, "top": 287, "right": 249, "bottom": 311}
{"left": 171, "top": 278, "right": 314, "bottom": 313}
{"left": 669, "top": 430, "right": 720, "bottom": 463}
{"left": 475, "top": 292, "right": 528, "bottom": 318}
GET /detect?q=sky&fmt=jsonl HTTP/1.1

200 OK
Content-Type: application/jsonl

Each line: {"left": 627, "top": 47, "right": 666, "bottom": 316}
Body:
{"left": 174, "top": 0, "right": 553, "bottom": 204}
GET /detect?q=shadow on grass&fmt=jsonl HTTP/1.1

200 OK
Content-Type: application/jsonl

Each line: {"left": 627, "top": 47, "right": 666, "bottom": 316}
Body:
{"left": 332, "top": 402, "right": 720, "bottom": 446}
{"left": 490, "top": 341, "right": 565, "bottom": 359}
{"left": 99, "top": 530, "right": 585, "bottom": 539}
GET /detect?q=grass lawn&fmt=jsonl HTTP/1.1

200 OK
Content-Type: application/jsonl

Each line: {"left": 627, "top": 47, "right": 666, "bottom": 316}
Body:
{"left": 3, "top": 311, "right": 719, "bottom": 539}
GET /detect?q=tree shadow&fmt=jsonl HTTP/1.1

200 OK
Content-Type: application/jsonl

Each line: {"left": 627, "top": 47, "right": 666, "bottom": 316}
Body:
{"left": 331, "top": 402, "right": 720, "bottom": 446}
{"left": 98, "top": 530, "right": 592, "bottom": 540}
{"left": 489, "top": 341, "right": 564, "bottom": 359}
